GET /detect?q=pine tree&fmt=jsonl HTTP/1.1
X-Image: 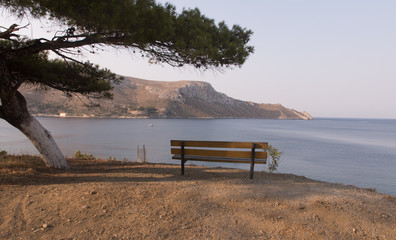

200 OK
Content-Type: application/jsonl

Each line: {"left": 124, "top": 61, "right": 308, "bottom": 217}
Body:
{"left": 0, "top": 0, "right": 254, "bottom": 169}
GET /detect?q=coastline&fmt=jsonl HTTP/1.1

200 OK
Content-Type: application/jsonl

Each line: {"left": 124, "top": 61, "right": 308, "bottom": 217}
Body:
{"left": 1, "top": 157, "right": 395, "bottom": 239}
{"left": 31, "top": 114, "right": 312, "bottom": 120}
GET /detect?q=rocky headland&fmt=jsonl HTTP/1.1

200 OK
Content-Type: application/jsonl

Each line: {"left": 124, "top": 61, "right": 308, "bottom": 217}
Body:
{"left": 21, "top": 76, "right": 312, "bottom": 120}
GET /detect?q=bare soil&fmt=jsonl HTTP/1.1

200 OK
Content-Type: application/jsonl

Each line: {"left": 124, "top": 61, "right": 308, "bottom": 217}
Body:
{"left": 1, "top": 157, "right": 395, "bottom": 239}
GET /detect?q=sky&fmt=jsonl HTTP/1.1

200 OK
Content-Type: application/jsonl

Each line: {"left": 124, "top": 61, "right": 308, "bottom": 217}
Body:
{"left": 2, "top": 0, "right": 396, "bottom": 118}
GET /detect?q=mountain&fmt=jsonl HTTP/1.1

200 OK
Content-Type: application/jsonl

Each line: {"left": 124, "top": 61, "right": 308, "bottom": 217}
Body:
{"left": 21, "top": 76, "right": 312, "bottom": 120}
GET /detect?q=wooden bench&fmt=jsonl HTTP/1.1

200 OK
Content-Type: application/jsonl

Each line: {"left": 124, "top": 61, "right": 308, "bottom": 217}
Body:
{"left": 170, "top": 140, "right": 268, "bottom": 179}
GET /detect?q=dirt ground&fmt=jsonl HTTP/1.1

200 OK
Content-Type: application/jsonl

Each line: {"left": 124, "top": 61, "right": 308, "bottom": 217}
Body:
{"left": 0, "top": 157, "right": 395, "bottom": 240}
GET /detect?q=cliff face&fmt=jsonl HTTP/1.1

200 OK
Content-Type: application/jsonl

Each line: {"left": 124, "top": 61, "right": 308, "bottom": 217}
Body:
{"left": 20, "top": 76, "right": 312, "bottom": 120}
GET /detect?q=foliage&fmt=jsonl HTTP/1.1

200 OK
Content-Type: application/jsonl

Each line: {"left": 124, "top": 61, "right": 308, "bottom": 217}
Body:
{"left": 107, "top": 156, "right": 117, "bottom": 161}
{"left": 0, "top": 150, "right": 7, "bottom": 156}
{"left": 1, "top": 0, "right": 253, "bottom": 70}
{"left": 74, "top": 150, "right": 95, "bottom": 160}
{"left": 267, "top": 145, "right": 282, "bottom": 173}
{"left": 6, "top": 52, "right": 119, "bottom": 98}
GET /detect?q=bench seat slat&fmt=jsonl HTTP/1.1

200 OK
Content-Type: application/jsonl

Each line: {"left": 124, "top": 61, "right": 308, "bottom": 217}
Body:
{"left": 171, "top": 148, "right": 267, "bottom": 159}
{"left": 172, "top": 155, "right": 267, "bottom": 164}
{"left": 171, "top": 140, "right": 268, "bottom": 149}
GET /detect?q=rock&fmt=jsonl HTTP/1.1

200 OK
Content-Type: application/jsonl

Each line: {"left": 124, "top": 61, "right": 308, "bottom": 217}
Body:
{"left": 373, "top": 234, "right": 380, "bottom": 239}
{"left": 20, "top": 77, "right": 312, "bottom": 120}
{"left": 381, "top": 213, "right": 389, "bottom": 219}
{"left": 300, "top": 111, "right": 313, "bottom": 120}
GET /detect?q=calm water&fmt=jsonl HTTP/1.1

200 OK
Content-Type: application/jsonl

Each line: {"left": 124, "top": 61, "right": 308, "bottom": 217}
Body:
{"left": 1, "top": 117, "right": 395, "bottom": 195}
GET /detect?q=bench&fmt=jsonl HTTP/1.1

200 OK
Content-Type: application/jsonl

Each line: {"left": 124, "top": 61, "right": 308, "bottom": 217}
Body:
{"left": 170, "top": 140, "right": 268, "bottom": 179}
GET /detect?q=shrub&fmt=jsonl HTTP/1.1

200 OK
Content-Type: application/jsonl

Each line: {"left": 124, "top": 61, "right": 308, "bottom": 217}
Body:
{"left": 74, "top": 150, "right": 95, "bottom": 160}
{"left": 267, "top": 145, "right": 282, "bottom": 173}
{"left": 0, "top": 150, "right": 7, "bottom": 156}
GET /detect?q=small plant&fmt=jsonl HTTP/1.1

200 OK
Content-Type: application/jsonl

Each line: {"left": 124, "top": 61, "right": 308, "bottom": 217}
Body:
{"left": 267, "top": 145, "right": 282, "bottom": 173}
{"left": 74, "top": 150, "right": 95, "bottom": 160}
{"left": 0, "top": 150, "right": 8, "bottom": 157}
{"left": 107, "top": 156, "right": 117, "bottom": 161}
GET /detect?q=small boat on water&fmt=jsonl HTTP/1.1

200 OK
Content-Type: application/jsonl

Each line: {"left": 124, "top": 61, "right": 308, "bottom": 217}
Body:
{"left": 148, "top": 123, "right": 154, "bottom": 127}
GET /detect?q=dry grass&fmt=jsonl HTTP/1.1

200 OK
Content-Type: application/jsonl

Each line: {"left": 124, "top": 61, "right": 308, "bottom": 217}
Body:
{"left": 0, "top": 153, "right": 125, "bottom": 184}
{"left": 0, "top": 154, "right": 59, "bottom": 183}
{"left": 0, "top": 154, "right": 44, "bottom": 169}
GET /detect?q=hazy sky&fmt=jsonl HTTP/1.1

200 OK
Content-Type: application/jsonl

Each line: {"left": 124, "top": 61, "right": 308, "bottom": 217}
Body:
{"left": 2, "top": 1, "right": 396, "bottom": 118}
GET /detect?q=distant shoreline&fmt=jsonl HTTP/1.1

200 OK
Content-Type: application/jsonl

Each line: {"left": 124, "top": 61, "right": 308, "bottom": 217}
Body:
{"left": 32, "top": 114, "right": 312, "bottom": 120}
{"left": 30, "top": 114, "right": 396, "bottom": 121}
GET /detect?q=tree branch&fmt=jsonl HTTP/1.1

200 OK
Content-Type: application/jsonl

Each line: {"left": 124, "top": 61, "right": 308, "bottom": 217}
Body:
{"left": 53, "top": 50, "right": 85, "bottom": 65}
{"left": 69, "top": 92, "right": 100, "bottom": 108}
{"left": 10, "top": 33, "right": 134, "bottom": 57}
{"left": 0, "top": 24, "right": 29, "bottom": 40}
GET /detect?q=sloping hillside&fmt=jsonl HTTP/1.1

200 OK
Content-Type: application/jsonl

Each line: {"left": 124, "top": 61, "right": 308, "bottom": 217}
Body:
{"left": 21, "top": 76, "right": 312, "bottom": 120}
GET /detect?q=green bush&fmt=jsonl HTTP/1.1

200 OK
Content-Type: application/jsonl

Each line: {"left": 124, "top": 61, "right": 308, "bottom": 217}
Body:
{"left": 0, "top": 150, "right": 8, "bottom": 156}
{"left": 267, "top": 145, "right": 282, "bottom": 173}
{"left": 74, "top": 150, "right": 95, "bottom": 160}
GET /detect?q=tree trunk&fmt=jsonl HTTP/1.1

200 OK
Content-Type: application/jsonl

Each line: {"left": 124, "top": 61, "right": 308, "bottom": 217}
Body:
{"left": 1, "top": 96, "right": 70, "bottom": 169}
{"left": 0, "top": 57, "right": 70, "bottom": 169}
{"left": 18, "top": 115, "right": 70, "bottom": 169}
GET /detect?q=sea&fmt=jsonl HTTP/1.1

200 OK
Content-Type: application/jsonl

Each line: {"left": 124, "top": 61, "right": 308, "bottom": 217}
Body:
{"left": 1, "top": 117, "right": 395, "bottom": 196}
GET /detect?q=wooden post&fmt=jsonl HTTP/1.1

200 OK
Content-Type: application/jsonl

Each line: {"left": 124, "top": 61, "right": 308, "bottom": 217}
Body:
{"left": 181, "top": 141, "right": 185, "bottom": 175}
{"left": 137, "top": 145, "right": 140, "bottom": 162}
{"left": 137, "top": 145, "right": 147, "bottom": 163}
{"left": 143, "top": 144, "right": 146, "bottom": 163}
{"left": 250, "top": 143, "right": 256, "bottom": 179}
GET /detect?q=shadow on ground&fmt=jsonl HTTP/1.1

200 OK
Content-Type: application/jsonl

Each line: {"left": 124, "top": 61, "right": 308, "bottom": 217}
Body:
{"left": 1, "top": 155, "right": 382, "bottom": 202}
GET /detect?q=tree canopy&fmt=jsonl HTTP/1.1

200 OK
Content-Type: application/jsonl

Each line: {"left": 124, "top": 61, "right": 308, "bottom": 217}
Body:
{"left": 0, "top": 0, "right": 254, "bottom": 169}
{"left": 2, "top": 0, "right": 253, "bottom": 66}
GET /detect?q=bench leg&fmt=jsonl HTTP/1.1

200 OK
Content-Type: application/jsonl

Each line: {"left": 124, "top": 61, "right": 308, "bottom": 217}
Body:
{"left": 250, "top": 162, "right": 254, "bottom": 179}
{"left": 181, "top": 141, "right": 185, "bottom": 175}
{"left": 250, "top": 143, "right": 256, "bottom": 179}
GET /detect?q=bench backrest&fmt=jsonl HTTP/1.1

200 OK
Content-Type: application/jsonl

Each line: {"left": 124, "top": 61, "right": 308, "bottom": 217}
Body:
{"left": 171, "top": 140, "right": 268, "bottom": 164}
